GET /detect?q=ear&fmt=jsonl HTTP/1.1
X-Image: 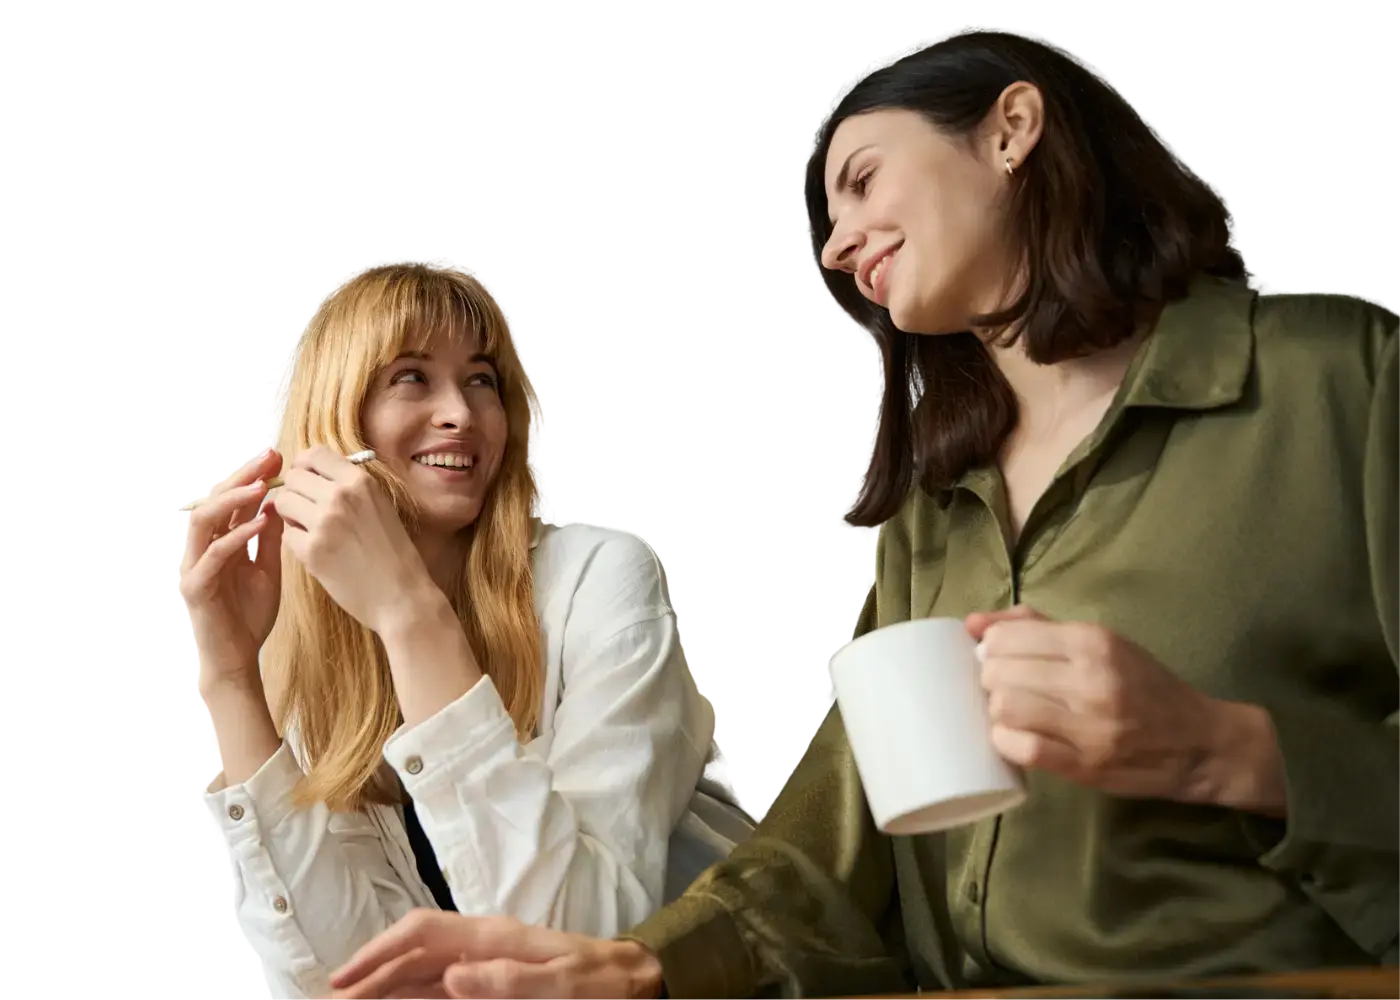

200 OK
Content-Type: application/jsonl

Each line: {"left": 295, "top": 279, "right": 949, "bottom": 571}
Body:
{"left": 983, "top": 81, "right": 1044, "bottom": 175}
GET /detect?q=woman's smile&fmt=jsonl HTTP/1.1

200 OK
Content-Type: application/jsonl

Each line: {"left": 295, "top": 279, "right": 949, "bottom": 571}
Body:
{"left": 408, "top": 450, "right": 481, "bottom": 481}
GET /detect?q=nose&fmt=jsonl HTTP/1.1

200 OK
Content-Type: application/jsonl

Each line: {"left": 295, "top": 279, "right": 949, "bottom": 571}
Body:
{"left": 820, "top": 219, "right": 865, "bottom": 273}
{"left": 432, "top": 386, "right": 474, "bottom": 431}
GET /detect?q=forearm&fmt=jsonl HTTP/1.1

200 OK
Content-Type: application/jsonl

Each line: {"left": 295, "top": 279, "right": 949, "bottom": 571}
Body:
{"left": 378, "top": 588, "right": 484, "bottom": 730}
{"left": 201, "top": 675, "right": 283, "bottom": 786}
{"left": 385, "top": 673, "right": 681, "bottom": 929}
{"left": 1240, "top": 700, "right": 1397, "bottom": 958}
{"left": 204, "top": 740, "right": 425, "bottom": 998}
{"left": 1194, "top": 699, "right": 1288, "bottom": 819}
{"left": 625, "top": 703, "right": 907, "bottom": 998}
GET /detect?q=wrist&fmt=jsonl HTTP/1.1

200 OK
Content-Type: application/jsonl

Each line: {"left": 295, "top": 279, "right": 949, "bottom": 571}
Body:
{"left": 619, "top": 940, "right": 665, "bottom": 999}
{"left": 1191, "top": 698, "right": 1288, "bottom": 818}
{"left": 375, "top": 582, "right": 484, "bottom": 730}
{"left": 198, "top": 665, "right": 265, "bottom": 705}
{"left": 375, "top": 583, "right": 455, "bottom": 647}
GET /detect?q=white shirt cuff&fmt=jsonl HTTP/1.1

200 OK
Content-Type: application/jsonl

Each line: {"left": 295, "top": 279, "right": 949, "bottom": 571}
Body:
{"left": 203, "top": 742, "right": 305, "bottom": 842}
{"left": 382, "top": 675, "right": 516, "bottom": 797}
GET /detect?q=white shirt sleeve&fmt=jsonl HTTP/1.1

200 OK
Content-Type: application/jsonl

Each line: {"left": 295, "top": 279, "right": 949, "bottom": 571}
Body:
{"left": 201, "top": 528, "right": 714, "bottom": 994}
{"left": 204, "top": 746, "right": 424, "bottom": 999}
{"left": 381, "top": 530, "right": 713, "bottom": 935}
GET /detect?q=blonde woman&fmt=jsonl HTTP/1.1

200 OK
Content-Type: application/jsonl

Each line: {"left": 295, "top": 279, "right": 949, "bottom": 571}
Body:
{"left": 179, "top": 263, "right": 752, "bottom": 999}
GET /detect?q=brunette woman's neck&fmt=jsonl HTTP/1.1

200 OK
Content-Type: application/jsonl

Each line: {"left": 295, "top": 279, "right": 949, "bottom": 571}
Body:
{"left": 988, "top": 330, "right": 1145, "bottom": 433}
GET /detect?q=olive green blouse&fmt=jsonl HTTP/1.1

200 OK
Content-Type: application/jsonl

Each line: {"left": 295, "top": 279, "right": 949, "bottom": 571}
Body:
{"left": 624, "top": 277, "right": 1398, "bottom": 996}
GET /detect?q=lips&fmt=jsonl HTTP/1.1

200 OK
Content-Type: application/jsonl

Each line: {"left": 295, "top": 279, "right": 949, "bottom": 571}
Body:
{"left": 858, "top": 243, "right": 901, "bottom": 305}
{"left": 411, "top": 450, "right": 478, "bottom": 481}
{"left": 870, "top": 253, "right": 895, "bottom": 302}
{"left": 412, "top": 451, "right": 474, "bottom": 470}
{"left": 413, "top": 459, "right": 473, "bottom": 485}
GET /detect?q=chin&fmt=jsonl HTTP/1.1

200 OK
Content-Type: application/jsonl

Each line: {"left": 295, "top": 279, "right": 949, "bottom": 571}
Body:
{"left": 888, "top": 293, "right": 965, "bottom": 337}
{"left": 419, "top": 502, "right": 483, "bottom": 535}
{"left": 887, "top": 308, "right": 918, "bottom": 333}
{"left": 887, "top": 300, "right": 937, "bottom": 336}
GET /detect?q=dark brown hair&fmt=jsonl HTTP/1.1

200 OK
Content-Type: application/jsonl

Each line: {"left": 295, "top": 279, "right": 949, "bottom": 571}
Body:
{"left": 804, "top": 30, "right": 1247, "bottom": 526}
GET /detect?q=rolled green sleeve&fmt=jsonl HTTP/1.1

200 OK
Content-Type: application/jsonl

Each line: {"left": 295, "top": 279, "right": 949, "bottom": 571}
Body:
{"left": 621, "top": 585, "right": 912, "bottom": 998}
{"left": 1251, "top": 328, "right": 1399, "bottom": 959}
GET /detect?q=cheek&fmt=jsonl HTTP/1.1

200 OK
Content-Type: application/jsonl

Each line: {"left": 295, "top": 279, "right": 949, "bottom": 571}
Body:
{"left": 359, "top": 400, "right": 416, "bottom": 457}
{"left": 478, "top": 400, "right": 510, "bottom": 466}
{"left": 916, "top": 188, "right": 998, "bottom": 282}
{"left": 359, "top": 402, "right": 390, "bottom": 451}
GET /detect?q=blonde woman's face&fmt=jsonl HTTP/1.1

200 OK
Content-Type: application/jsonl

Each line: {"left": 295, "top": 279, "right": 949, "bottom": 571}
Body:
{"left": 360, "top": 331, "right": 508, "bottom": 536}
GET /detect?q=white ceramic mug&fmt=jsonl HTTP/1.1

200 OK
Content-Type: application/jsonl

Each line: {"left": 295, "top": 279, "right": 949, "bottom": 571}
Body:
{"left": 829, "top": 617, "right": 1026, "bottom": 835}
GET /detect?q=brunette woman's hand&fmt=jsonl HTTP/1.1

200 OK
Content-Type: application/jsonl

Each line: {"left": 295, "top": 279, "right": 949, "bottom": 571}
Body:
{"left": 967, "top": 606, "right": 1286, "bottom": 815}
{"left": 179, "top": 448, "right": 285, "bottom": 695}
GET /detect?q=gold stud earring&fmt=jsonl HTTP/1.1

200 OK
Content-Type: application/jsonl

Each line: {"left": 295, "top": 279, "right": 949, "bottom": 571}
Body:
{"left": 1005, "top": 157, "right": 1016, "bottom": 177}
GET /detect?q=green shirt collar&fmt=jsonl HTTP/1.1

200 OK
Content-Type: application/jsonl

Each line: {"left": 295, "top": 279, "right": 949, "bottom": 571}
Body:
{"left": 1119, "top": 275, "right": 1256, "bottom": 412}
{"left": 944, "top": 276, "right": 1256, "bottom": 500}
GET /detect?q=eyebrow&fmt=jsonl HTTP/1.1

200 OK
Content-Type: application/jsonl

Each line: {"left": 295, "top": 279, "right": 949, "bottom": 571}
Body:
{"left": 829, "top": 144, "right": 876, "bottom": 222}
{"left": 397, "top": 350, "right": 497, "bottom": 369}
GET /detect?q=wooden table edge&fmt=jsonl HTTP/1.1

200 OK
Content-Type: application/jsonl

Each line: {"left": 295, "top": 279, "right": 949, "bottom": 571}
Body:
{"left": 853, "top": 964, "right": 1400, "bottom": 998}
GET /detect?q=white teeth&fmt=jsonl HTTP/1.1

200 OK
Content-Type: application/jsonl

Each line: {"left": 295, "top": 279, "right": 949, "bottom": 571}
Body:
{"left": 414, "top": 453, "right": 473, "bottom": 469}
{"left": 870, "top": 254, "right": 891, "bottom": 288}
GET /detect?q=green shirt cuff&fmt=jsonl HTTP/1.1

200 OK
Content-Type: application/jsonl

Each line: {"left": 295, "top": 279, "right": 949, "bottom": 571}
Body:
{"left": 1243, "top": 700, "right": 1399, "bottom": 956}
{"left": 620, "top": 892, "right": 755, "bottom": 999}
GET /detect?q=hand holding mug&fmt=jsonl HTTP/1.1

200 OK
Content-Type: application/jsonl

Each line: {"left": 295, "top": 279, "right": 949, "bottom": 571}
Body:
{"left": 968, "top": 599, "right": 1243, "bottom": 801}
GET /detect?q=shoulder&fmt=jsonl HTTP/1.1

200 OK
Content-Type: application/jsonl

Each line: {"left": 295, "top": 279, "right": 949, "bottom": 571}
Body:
{"left": 879, "top": 484, "right": 952, "bottom": 560}
{"left": 530, "top": 520, "right": 673, "bottom": 624}
{"left": 870, "top": 487, "right": 949, "bottom": 627}
{"left": 1250, "top": 289, "right": 1397, "bottom": 386}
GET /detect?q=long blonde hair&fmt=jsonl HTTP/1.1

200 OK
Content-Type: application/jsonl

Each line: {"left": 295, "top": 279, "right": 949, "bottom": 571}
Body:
{"left": 262, "top": 263, "right": 542, "bottom": 812}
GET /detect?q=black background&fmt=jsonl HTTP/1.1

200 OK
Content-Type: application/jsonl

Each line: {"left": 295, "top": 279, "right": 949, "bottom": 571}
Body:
{"left": 180, "top": 19, "right": 1394, "bottom": 991}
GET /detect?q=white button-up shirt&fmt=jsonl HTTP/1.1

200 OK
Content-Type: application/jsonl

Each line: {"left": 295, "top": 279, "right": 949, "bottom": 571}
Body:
{"left": 203, "top": 520, "right": 752, "bottom": 998}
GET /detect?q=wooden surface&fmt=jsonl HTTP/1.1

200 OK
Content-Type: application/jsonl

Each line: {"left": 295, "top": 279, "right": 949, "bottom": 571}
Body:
{"left": 865, "top": 965, "right": 1399, "bottom": 998}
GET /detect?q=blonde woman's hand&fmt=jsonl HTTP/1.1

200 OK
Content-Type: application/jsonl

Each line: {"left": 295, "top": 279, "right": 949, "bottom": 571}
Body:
{"left": 180, "top": 449, "right": 285, "bottom": 694}
{"left": 271, "top": 445, "right": 435, "bottom": 635}
{"left": 327, "top": 910, "right": 664, "bottom": 999}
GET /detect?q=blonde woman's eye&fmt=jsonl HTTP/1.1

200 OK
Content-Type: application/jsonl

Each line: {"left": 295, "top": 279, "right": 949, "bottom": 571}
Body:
{"left": 391, "top": 370, "right": 426, "bottom": 385}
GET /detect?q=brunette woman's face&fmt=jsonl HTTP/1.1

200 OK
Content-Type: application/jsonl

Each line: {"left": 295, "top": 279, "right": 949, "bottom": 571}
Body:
{"left": 819, "top": 91, "right": 1040, "bottom": 335}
